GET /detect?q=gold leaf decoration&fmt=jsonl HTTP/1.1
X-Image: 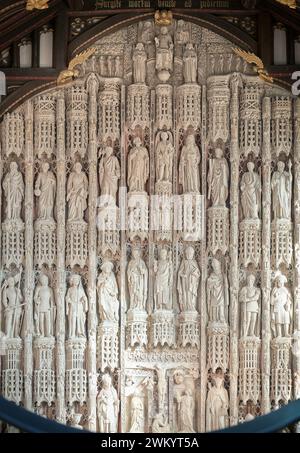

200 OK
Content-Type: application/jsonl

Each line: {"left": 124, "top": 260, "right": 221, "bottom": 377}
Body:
{"left": 233, "top": 48, "right": 274, "bottom": 84}
{"left": 154, "top": 10, "right": 173, "bottom": 26}
{"left": 57, "top": 47, "right": 97, "bottom": 86}
{"left": 26, "top": 0, "right": 49, "bottom": 11}
{"left": 275, "top": 0, "right": 297, "bottom": 9}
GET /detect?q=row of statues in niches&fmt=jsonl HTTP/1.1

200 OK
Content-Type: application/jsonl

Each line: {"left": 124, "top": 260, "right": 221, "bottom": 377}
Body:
{"left": 0, "top": 244, "right": 199, "bottom": 339}
{"left": 1, "top": 253, "right": 294, "bottom": 342}
{"left": 1, "top": 150, "right": 293, "bottom": 227}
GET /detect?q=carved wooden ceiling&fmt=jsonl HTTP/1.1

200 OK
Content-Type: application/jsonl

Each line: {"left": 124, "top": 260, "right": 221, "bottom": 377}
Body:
{"left": 0, "top": 0, "right": 299, "bottom": 116}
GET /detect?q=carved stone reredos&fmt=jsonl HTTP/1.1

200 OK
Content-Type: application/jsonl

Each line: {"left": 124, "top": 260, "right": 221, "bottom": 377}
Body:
{"left": 0, "top": 17, "right": 299, "bottom": 433}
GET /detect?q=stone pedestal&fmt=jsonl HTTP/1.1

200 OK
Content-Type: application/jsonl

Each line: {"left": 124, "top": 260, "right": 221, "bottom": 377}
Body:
{"left": 271, "top": 337, "right": 292, "bottom": 406}
{"left": 127, "top": 83, "right": 150, "bottom": 129}
{"left": 1, "top": 338, "right": 23, "bottom": 403}
{"left": 65, "top": 338, "right": 87, "bottom": 405}
{"left": 177, "top": 84, "right": 201, "bottom": 130}
{"left": 239, "top": 337, "right": 261, "bottom": 404}
{"left": 127, "top": 192, "right": 149, "bottom": 242}
{"left": 207, "top": 207, "right": 229, "bottom": 255}
{"left": 207, "top": 322, "right": 229, "bottom": 372}
{"left": 151, "top": 310, "right": 176, "bottom": 348}
{"left": 34, "top": 219, "right": 56, "bottom": 268}
{"left": 33, "top": 336, "right": 55, "bottom": 406}
{"left": 66, "top": 220, "right": 88, "bottom": 268}
{"left": 97, "top": 321, "right": 119, "bottom": 371}
{"left": 239, "top": 219, "right": 261, "bottom": 267}
{"left": 126, "top": 309, "right": 148, "bottom": 348}
{"left": 271, "top": 219, "right": 293, "bottom": 268}
{"left": 178, "top": 311, "right": 200, "bottom": 348}
{"left": 2, "top": 219, "right": 24, "bottom": 268}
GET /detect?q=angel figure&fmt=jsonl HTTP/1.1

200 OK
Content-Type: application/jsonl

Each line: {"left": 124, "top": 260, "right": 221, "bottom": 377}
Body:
{"left": 57, "top": 48, "right": 96, "bottom": 85}
{"left": 233, "top": 48, "right": 273, "bottom": 83}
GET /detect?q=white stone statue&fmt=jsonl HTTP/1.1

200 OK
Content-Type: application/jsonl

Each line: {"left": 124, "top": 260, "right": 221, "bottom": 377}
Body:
{"left": 271, "top": 273, "right": 292, "bottom": 338}
{"left": 207, "top": 259, "right": 229, "bottom": 324}
{"left": 154, "top": 249, "right": 173, "bottom": 311}
{"left": 152, "top": 413, "right": 171, "bottom": 433}
{"left": 2, "top": 269, "right": 23, "bottom": 338}
{"left": 179, "top": 134, "right": 200, "bottom": 193}
{"left": 155, "top": 26, "right": 174, "bottom": 73}
{"left": 128, "top": 393, "right": 144, "bottom": 433}
{"left": 99, "top": 146, "right": 120, "bottom": 205}
{"left": 176, "top": 386, "right": 195, "bottom": 433}
{"left": 66, "top": 274, "right": 88, "bottom": 338}
{"left": 127, "top": 137, "right": 149, "bottom": 193}
{"left": 208, "top": 148, "right": 229, "bottom": 207}
{"left": 67, "top": 162, "right": 88, "bottom": 222}
{"left": 97, "top": 261, "right": 119, "bottom": 322}
{"left": 271, "top": 160, "right": 292, "bottom": 221}
{"left": 177, "top": 246, "right": 200, "bottom": 312}
{"left": 127, "top": 249, "right": 148, "bottom": 311}
{"left": 183, "top": 43, "right": 197, "bottom": 83}
{"left": 34, "top": 162, "right": 56, "bottom": 221}
{"left": 206, "top": 369, "right": 229, "bottom": 432}
{"left": 97, "top": 373, "right": 119, "bottom": 433}
{"left": 3, "top": 161, "right": 24, "bottom": 221}
{"left": 240, "top": 162, "right": 261, "bottom": 220}
{"left": 175, "top": 20, "right": 189, "bottom": 45}
{"left": 155, "top": 131, "right": 174, "bottom": 184}
{"left": 240, "top": 274, "right": 260, "bottom": 338}
{"left": 34, "top": 274, "right": 55, "bottom": 337}
{"left": 132, "top": 43, "right": 147, "bottom": 84}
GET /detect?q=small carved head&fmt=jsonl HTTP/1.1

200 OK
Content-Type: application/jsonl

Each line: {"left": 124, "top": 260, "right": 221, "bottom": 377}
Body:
{"left": 160, "top": 26, "right": 168, "bottom": 35}
{"left": 105, "top": 146, "right": 114, "bottom": 157}
{"left": 102, "top": 373, "right": 112, "bottom": 389}
{"left": 132, "top": 248, "right": 141, "bottom": 259}
{"left": 41, "top": 162, "right": 50, "bottom": 173}
{"left": 10, "top": 161, "right": 18, "bottom": 173}
{"left": 277, "top": 161, "right": 285, "bottom": 173}
{"left": 247, "top": 274, "right": 256, "bottom": 287}
{"left": 101, "top": 260, "right": 114, "bottom": 273}
{"left": 276, "top": 273, "right": 287, "bottom": 287}
{"left": 173, "top": 369, "right": 184, "bottom": 385}
{"left": 160, "top": 131, "right": 169, "bottom": 142}
{"left": 211, "top": 258, "right": 222, "bottom": 273}
{"left": 247, "top": 161, "right": 255, "bottom": 172}
{"left": 39, "top": 274, "right": 49, "bottom": 286}
{"left": 185, "top": 246, "right": 195, "bottom": 260}
{"left": 74, "top": 162, "right": 82, "bottom": 173}
{"left": 133, "top": 137, "right": 142, "bottom": 147}
{"left": 70, "top": 274, "right": 81, "bottom": 287}
{"left": 135, "top": 43, "right": 144, "bottom": 51}
{"left": 159, "top": 248, "right": 168, "bottom": 260}
{"left": 186, "top": 43, "right": 194, "bottom": 51}
{"left": 215, "top": 148, "right": 223, "bottom": 159}
{"left": 186, "top": 134, "right": 195, "bottom": 145}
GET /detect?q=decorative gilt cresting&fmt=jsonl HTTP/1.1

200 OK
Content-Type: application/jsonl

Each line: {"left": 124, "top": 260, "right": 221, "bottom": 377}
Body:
{"left": 57, "top": 48, "right": 96, "bottom": 86}
{"left": 233, "top": 48, "right": 274, "bottom": 84}
{"left": 154, "top": 10, "right": 173, "bottom": 26}
{"left": 26, "top": 0, "right": 49, "bottom": 11}
{"left": 275, "top": 0, "right": 297, "bottom": 9}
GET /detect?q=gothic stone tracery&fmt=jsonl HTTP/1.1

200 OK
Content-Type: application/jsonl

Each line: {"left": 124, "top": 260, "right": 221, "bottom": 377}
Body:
{"left": 0, "top": 18, "right": 299, "bottom": 433}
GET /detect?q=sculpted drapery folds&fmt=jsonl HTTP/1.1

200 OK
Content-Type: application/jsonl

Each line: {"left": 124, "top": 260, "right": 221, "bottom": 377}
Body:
{"left": 66, "top": 274, "right": 88, "bottom": 338}
{"left": 132, "top": 43, "right": 147, "bottom": 84}
{"left": 240, "top": 274, "right": 260, "bottom": 338}
{"left": 3, "top": 161, "right": 24, "bottom": 221}
{"left": 154, "top": 249, "right": 173, "bottom": 311}
{"left": 97, "top": 373, "right": 119, "bottom": 433}
{"left": 67, "top": 162, "right": 88, "bottom": 222}
{"left": 240, "top": 162, "right": 261, "bottom": 220}
{"left": 183, "top": 43, "right": 197, "bottom": 84}
{"left": 155, "top": 26, "right": 174, "bottom": 73}
{"left": 177, "top": 246, "right": 200, "bottom": 312}
{"left": 34, "top": 162, "right": 56, "bottom": 221}
{"left": 97, "top": 261, "right": 119, "bottom": 323}
{"left": 99, "top": 146, "right": 120, "bottom": 205}
{"left": 155, "top": 131, "right": 174, "bottom": 184}
{"left": 179, "top": 134, "right": 201, "bottom": 194}
{"left": 271, "top": 161, "right": 292, "bottom": 220}
{"left": 127, "top": 137, "right": 149, "bottom": 193}
{"left": 206, "top": 369, "right": 229, "bottom": 431}
{"left": 208, "top": 148, "right": 229, "bottom": 207}
{"left": 207, "top": 259, "right": 229, "bottom": 324}
{"left": 127, "top": 249, "right": 148, "bottom": 311}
